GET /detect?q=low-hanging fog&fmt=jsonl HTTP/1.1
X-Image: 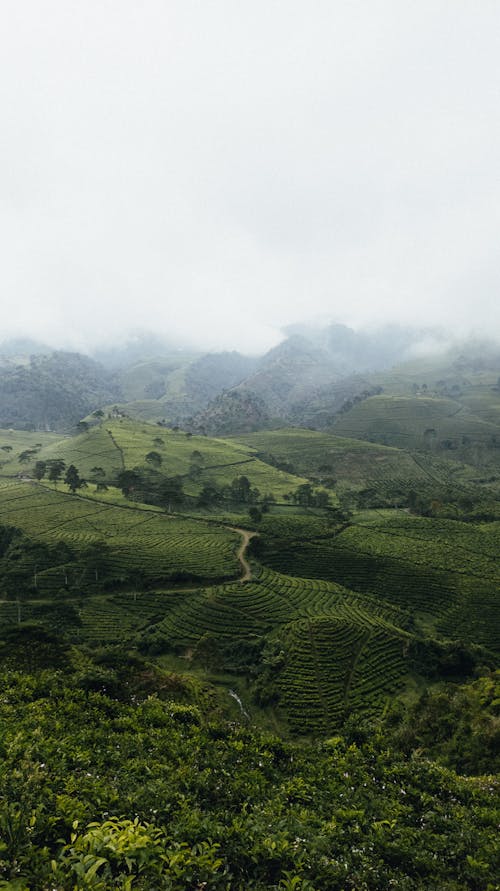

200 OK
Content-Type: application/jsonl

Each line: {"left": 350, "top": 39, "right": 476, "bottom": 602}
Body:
{"left": 1, "top": 1, "right": 499, "bottom": 354}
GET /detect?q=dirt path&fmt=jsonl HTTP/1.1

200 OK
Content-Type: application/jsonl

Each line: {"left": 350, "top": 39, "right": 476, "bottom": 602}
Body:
{"left": 228, "top": 527, "right": 258, "bottom": 582}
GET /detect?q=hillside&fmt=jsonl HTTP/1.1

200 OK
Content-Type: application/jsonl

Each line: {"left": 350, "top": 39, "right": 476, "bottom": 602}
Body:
{"left": 0, "top": 351, "right": 121, "bottom": 430}
{"left": 3, "top": 328, "right": 499, "bottom": 442}
{"left": 0, "top": 390, "right": 498, "bottom": 888}
{"left": 27, "top": 418, "right": 318, "bottom": 506}
{"left": 0, "top": 415, "right": 497, "bottom": 736}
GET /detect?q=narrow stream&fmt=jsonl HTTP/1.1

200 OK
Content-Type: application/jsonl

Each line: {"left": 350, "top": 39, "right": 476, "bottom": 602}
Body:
{"left": 229, "top": 689, "right": 250, "bottom": 720}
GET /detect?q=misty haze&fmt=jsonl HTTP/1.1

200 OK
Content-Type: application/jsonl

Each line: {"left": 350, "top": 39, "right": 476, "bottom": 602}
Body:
{"left": 1, "top": 1, "right": 499, "bottom": 352}
{"left": 0, "top": 4, "right": 498, "bottom": 889}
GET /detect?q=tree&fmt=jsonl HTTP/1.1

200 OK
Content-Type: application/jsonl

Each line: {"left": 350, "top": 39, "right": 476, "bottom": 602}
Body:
{"left": 64, "top": 464, "right": 83, "bottom": 493}
{"left": 248, "top": 507, "right": 262, "bottom": 523}
{"left": 314, "top": 491, "right": 330, "bottom": 508}
{"left": 197, "top": 483, "right": 222, "bottom": 507}
{"left": 18, "top": 449, "right": 37, "bottom": 464}
{"left": 193, "top": 631, "right": 223, "bottom": 671}
{"left": 116, "top": 469, "right": 141, "bottom": 497}
{"left": 83, "top": 542, "right": 110, "bottom": 583}
{"left": 292, "top": 483, "right": 314, "bottom": 506}
{"left": 46, "top": 459, "right": 66, "bottom": 486}
{"left": 158, "top": 477, "right": 184, "bottom": 511}
{"left": 261, "top": 493, "right": 276, "bottom": 514}
{"left": 34, "top": 460, "right": 47, "bottom": 481}
{"left": 145, "top": 451, "right": 162, "bottom": 467}
{"left": 230, "top": 475, "right": 252, "bottom": 503}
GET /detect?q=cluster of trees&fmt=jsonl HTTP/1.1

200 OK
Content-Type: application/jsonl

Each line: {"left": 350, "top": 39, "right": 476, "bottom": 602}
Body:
{"left": 197, "top": 477, "right": 330, "bottom": 512}
{"left": 341, "top": 483, "right": 500, "bottom": 521}
{"left": 116, "top": 468, "right": 184, "bottom": 510}
{"left": 337, "top": 385, "right": 383, "bottom": 415}
{"left": 31, "top": 458, "right": 87, "bottom": 492}
{"left": 284, "top": 483, "right": 330, "bottom": 508}
{"left": 23, "top": 452, "right": 114, "bottom": 495}
{"left": 407, "top": 488, "right": 500, "bottom": 521}
{"left": 0, "top": 523, "right": 114, "bottom": 621}
{"left": 23, "top": 448, "right": 333, "bottom": 516}
{"left": 197, "top": 475, "right": 269, "bottom": 509}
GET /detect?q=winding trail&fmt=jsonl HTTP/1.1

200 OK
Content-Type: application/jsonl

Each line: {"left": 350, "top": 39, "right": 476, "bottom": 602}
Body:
{"left": 24, "top": 476, "right": 259, "bottom": 584}
{"left": 228, "top": 527, "right": 258, "bottom": 582}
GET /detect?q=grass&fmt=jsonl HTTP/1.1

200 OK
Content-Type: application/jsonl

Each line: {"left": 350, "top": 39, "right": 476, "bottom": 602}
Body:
{"left": 0, "top": 429, "right": 62, "bottom": 476}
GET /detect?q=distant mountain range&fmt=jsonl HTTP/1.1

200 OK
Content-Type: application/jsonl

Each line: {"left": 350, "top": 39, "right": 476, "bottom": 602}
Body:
{"left": 0, "top": 324, "right": 498, "bottom": 433}
{"left": 0, "top": 351, "right": 120, "bottom": 430}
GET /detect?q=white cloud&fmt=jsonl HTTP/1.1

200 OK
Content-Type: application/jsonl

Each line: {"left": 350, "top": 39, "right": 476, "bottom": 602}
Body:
{"left": 1, "top": 0, "right": 499, "bottom": 352}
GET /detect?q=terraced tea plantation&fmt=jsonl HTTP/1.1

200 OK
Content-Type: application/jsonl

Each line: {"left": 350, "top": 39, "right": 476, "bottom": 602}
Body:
{"left": 0, "top": 415, "right": 498, "bottom": 737}
{"left": 258, "top": 509, "right": 500, "bottom": 647}
{"left": 227, "top": 426, "right": 491, "bottom": 503}
{"left": 229, "top": 427, "right": 431, "bottom": 486}
{"left": 121, "top": 566, "right": 419, "bottom": 733}
{"left": 332, "top": 394, "right": 500, "bottom": 457}
{"left": 0, "top": 479, "right": 239, "bottom": 588}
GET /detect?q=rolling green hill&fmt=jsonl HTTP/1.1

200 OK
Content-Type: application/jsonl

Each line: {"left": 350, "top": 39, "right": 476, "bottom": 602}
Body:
{"left": 226, "top": 426, "right": 500, "bottom": 510}
{"left": 331, "top": 394, "right": 500, "bottom": 453}
{"left": 255, "top": 509, "right": 500, "bottom": 653}
{"left": 228, "top": 427, "right": 431, "bottom": 490}
{"left": 30, "top": 419, "right": 322, "bottom": 505}
{"left": 0, "top": 399, "right": 497, "bottom": 740}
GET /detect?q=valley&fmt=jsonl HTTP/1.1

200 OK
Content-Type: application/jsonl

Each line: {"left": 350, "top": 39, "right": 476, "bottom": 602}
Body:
{"left": 0, "top": 333, "right": 498, "bottom": 888}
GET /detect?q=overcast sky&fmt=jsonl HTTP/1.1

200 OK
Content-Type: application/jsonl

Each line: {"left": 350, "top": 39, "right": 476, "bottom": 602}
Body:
{"left": 1, "top": 1, "right": 499, "bottom": 353}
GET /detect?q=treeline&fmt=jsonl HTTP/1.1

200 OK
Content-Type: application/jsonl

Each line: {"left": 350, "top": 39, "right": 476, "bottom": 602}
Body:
{"left": 342, "top": 482, "right": 500, "bottom": 521}
{"left": 27, "top": 452, "right": 331, "bottom": 515}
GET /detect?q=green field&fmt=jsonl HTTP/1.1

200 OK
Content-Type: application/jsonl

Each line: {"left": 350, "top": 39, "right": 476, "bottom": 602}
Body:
{"left": 228, "top": 427, "right": 428, "bottom": 482}
{"left": 16, "top": 420, "right": 319, "bottom": 504}
{"left": 0, "top": 479, "right": 240, "bottom": 588}
{"left": 256, "top": 508, "right": 500, "bottom": 652}
{"left": 0, "top": 415, "right": 498, "bottom": 737}
{"left": 0, "top": 429, "right": 62, "bottom": 476}
{"left": 332, "top": 394, "right": 500, "bottom": 455}
{"left": 226, "top": 426, "right": 498, "bottom": 505}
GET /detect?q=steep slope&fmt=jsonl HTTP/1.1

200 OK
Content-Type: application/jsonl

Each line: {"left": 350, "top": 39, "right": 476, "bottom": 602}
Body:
{"left": 0, "top": 352, "right": 121, "bottom": 431}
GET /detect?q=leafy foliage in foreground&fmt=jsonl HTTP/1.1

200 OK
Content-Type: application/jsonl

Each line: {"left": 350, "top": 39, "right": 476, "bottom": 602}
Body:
{"left": 0, "top": 656, "right": 498, "bottom": 890}
{"left": 389, "top": 671, "right": 500, "bottom": 776}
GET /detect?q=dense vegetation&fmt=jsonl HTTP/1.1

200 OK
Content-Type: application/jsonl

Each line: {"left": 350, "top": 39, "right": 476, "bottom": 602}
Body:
{"left": 0, "top": 352, "right": 120, "bottom": 430}
{"left": 0, "top": 338, "right": 499, "bottom": 888}
{"left": 0, "top": 643, "right": 497, "bottom": 889}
